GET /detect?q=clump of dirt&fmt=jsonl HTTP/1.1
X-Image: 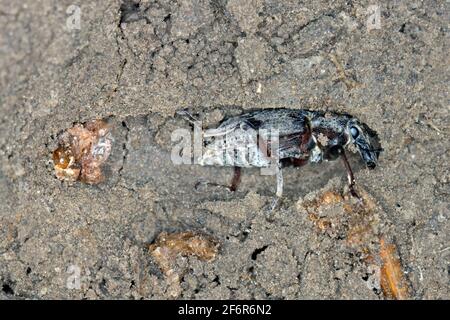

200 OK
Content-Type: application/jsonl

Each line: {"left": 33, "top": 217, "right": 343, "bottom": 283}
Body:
{"left": 52, "top": 120, "right": 113, "bottom": 184}
{"left": 149, "top": 231, "right": 219, "bottom": 298}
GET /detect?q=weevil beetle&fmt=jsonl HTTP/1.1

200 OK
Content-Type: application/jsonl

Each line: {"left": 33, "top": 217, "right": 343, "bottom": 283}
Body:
{"left": 178, "top": 108, "right": 382, "bottom": 199}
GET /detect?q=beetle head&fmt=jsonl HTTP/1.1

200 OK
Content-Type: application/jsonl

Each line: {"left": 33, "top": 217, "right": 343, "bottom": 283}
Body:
{"left": 346, "top": 119, "right": 382, "bottom": 169}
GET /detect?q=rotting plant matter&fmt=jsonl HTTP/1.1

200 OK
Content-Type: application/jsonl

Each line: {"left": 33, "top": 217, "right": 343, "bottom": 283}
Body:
{"left": 299, "top": 182, "right": 412, "bottom": 300}
{"left": 52, "top": 120, "right": 113, "bottom": 184}
{"left": 149, "top": 231, "right": 219, "bottom": 298}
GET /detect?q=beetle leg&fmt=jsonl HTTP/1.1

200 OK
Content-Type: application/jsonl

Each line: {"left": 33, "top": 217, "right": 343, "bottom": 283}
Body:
{"left": 340, "top": 149, "right": 360, "bottom": 199}
{"left": 229, "top": 166, "right": 241, "bottom": 192}
{"left": 195, "top": 166, "right": 241, "bottom": 192}
{"left": 177, "top": 110, "right": 202, "bottom": 130}
{"left": 276, "top": 164, "right": 283, "bottom": 198}
{"left": 255, "top": 134, "right": 283, "bottom": 211}
{"left": 265, "top": 162, "right": 283, "bottom": 212}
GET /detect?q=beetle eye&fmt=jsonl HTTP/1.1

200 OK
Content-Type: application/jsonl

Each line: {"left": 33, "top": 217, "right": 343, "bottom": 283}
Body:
{"left": 350, "top": 126, "right": 359, "bottom": 138}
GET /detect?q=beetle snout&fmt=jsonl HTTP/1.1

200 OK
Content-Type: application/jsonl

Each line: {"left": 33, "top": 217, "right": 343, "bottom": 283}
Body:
{"left": 367, "top": 161, "right": 376, "bottom": 169}
{"left": 356, "top": 142, "right": 379, "bottom": 170}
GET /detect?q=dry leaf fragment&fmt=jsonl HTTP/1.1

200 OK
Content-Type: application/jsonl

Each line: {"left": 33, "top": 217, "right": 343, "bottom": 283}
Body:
{"left": 52, "top": 120, "right": 113, "bottom": 184}
{"left": 149, "top": 231, "right": 219, "bottom": 298}
{"left": 379, "top": 237, "right": 411, "bottom": 300}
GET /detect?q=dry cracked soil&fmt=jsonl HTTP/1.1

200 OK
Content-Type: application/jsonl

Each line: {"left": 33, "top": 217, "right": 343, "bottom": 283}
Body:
{"left": 0, "top": 0, "right": 448, "bottom": 299}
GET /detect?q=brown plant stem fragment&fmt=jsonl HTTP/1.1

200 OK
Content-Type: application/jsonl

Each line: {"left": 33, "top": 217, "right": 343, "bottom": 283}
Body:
{"left": 328, "top": 53, "right": 362, "bottom": 90}
{"left": 150, "top": 231, "right": 219, "bottom": 261}
{"left": 149, "top": 231, "right": 219, "bottom": 298}
{"left": 52, "top": 120, "right": 113, "bottom": 184}
{"left": 379, "top": 237, "right": 411, "bottom": 300}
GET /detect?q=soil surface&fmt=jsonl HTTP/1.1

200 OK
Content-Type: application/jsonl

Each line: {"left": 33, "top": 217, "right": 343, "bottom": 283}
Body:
{"left": 0, "top": 0, "right": 448, "bottom": 299}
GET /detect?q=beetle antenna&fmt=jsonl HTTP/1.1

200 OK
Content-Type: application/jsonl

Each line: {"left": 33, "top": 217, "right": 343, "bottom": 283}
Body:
{"left": 361, "top": 146, "right": 384, "bottom": 153}
{"left": 177, "top": 109, "right": 202, "bottom": 129}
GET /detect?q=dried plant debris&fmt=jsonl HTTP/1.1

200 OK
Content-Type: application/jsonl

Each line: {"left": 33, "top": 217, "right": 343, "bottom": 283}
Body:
{"left": 379, "top": 237, "right": 412, "bottom": 300}
{"left": 298, "top": 179, "right": 412, "bottom": 299}
{"left": 52, "top": 120, "right": 113, "bottom": 184}
{"left": 150, "top": 231, "right": 219, "bottom": 262}
{"left": 300, "top": 185, "right": 380, "bottom": 250}
{"left": 149, "top": 231, "right": 219, "bottom": 298}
